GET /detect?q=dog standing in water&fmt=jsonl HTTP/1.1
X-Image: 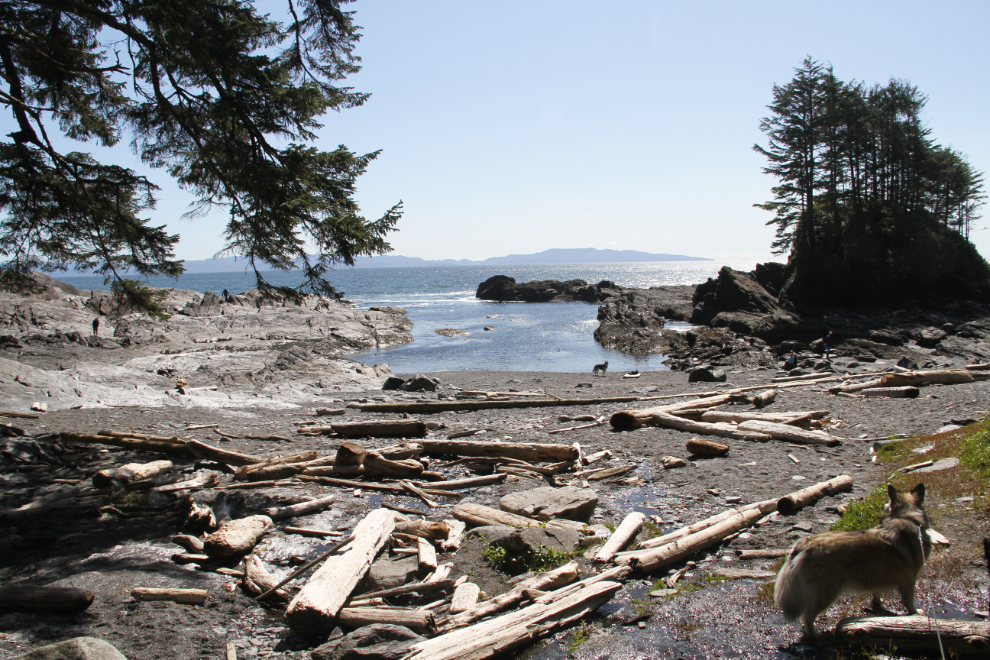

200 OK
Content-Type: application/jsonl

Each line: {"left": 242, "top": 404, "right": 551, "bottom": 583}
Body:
{"left": 592, "top": 361, "right": 608, "bottom": 376}
{"left": 775, "top": 483, "right": 932, "bottom": 636}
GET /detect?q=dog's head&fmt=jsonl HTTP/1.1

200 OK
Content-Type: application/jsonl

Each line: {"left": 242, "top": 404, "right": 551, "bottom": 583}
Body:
{"left": 885, "top": 483, "right": 929, "bottom": 530}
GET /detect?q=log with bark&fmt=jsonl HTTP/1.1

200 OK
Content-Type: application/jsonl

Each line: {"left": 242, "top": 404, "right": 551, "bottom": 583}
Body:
{"left": 328, "top": 420, "right": 428, "bottom": 439}
{"left": 262, "top": 495, "right": 336, "bottom": 521}
{"left": 407, "top": 579, "right": 622, "bottom": 660}
{"left": 735, "top": 420, "right": 842, "bottom": 446}
{"left": 187, "top": 440, "right": 264, "bottom": 466}
{"left": 335, "top": 441, "right": 366, "bottom": 465}
{"left": 60, "top": 432, "right": 193, "bottom": 457}
{"left": 594, "top": 512, "right": 645, "bottom": 563}
{"left": 395, "top": 520, "right": 451, "bottom": 541}
{"left": 364, "top": 452, "right": 425, "bottom": 479}
{"left": 860, "top": 386, "right": 920, "bottom": 398}
{"left": 285, "top": 508, "right": 398, "bottom": 639}
{"left": 686, "top": 438, "right": 729, "bottom": 457}
{"left": 242, "top": 554, "right": 289, "bottom": 600}
{"left": 421, "top": 440, "right": 579, "bottom": 463}
{"left": 131, "top": 587, "right": 209, "bottom": 605}
{"left": 776, "top": 474, "right": 854, "bottom": 514}
{"left": 338, "top": 607, "right": 437, "bottom": 634}
{"left": 750, "top": 389, "right": 777, "bottom": 408}
{"left": 835, "top": 615, "right": 990, "bottom": 655}
{"left": 92, "top": 460, "right": 173, "bottom": 488}
{"left": 649, "top": 411, "right": 772, "bottom": 441}
{"left": 203, "top": 515, "right": 273, "bottom": 558}
{"left": 234, "top": 451, "right": 319, "bottom": 480}
{"left": 0, "top": 585, "right": 94, "bottom": 611}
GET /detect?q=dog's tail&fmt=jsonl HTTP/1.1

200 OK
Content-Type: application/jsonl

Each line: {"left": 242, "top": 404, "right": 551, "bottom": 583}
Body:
{"left": 774, "top": 546, "right": 808, "bottom": 622}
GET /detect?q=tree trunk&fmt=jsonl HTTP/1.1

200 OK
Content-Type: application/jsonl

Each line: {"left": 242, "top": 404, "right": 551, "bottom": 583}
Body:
{"left": 262, "top": 495, "right": 336, "bottom": 521}
{"left": 338, "top": 607, "right": 436, "bottom": 635}
{"left": 421, "top": 440, "right": 578, "bottom": 463}
{"left": 594, "top": 512, "right": 645, "bottom": 563}
{"left": 203, "top": 515, "right": 273, "bottom": 558}
{"left": 92, "top": 460, "right": 173, "bottom": 488}
{"left": 131, "top": 587, "right": 209, "bottom": 604}
{"left": 776, "top": 474, "right": 854, "bottom": 514}
{"left": 285, "top": 508, "right": 398, "bottom": 639}
{"left": 649, "top": 411, "right": 772, "bottom": 441}
{"left": 0, "top": 585, "right": 94, "bottom": 611}
{"left": 329, "top": 420, "right": 428, "bottom": 438}
{"left": 735, "top": 420, "right": 841, "bottom": 445}
{"left": 835, "top": 615, "right": 990, "bottom": 655}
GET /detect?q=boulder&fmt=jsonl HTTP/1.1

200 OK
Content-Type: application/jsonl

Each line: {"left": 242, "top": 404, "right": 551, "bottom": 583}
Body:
{"left": 476, "top": 276, "right": 618, "bottom": 303}
{"left": 381, "top": 377, "right": 405, "bottom": 391}
{"left": 465, "top": 525, "right": 516, "bottom": 543}
{"left": 686, "top": 438, "right": 729, "bottom": 457}
{"left": 311, "top": 624, "right": 424, "bottom": 660}
{"left": 15, "top": 637, "right": 127, "bottom": 660}
{"left": 495, "top": 526, "right": 581, "bottom": 555}
{"left": 917, "top": 327, "right": 947, "bottom": 348}
{"left": 687, "top": 367, "right": 726, "bottom": 383}
{"left": 400, "top": 375, "right": 439, "bottom": 392}
{"left": 499, "top": 486, "right": 598, "bottom": 522}
{"left": 897, "top": 356, "right": 920, "bottom": 370}
{"left": 365, "top": 556, "right": 420, "bottom": 591}
{"left": 662, "top": 456, "right": 688, "bottom": 469}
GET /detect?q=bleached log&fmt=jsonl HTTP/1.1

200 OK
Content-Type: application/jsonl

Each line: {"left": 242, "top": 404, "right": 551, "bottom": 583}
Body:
{"left": 285, "top": 508, "right": 397, "bottom": 639}
{"left": 335, "top": 441, "right": 366, "bottom": 465}
{"left": 835, "top": 615, "right": 990, "bottom": 656}
{"left": 412, "top": 474, "right": 506, "bottom": 491}
{"left": 284, "top": 527, "right": 343, "bottom": 538}
{"left": 60, "top": 432, "right": 192, "bottom": 457}
{"left": 751, "top": 389, "right": 777, "bottom": 408}
{"left": 153, "top": 472, "right": 219, "bottom": 493}
{"left": 338, "top": 607, "right": 436, "bottom": 634}
{"left": 131, "top": 587, "right": 208, "bottom": 605}
{"left": 771, "top": 373, "right": 833, "bottom": 383}
{"left": 316, "top": 408, "right": 347, "bottom": 416}
{"left": 735, "top": 420, "right": 842, "bottom": 446}
{"left": 421, "top": 440, "right": 579, "bottom": 463}
{"left": 437, "top": 562, "right": 581, "bottom": 632}
{"left": 594, "top": 512, "right": 645, "bottom": 562}
{"left": 776, "top": 474, "right": 854, "bottom": 514}
{"left": 365, "top": 452, "right": 425, "bottom": 478}
{"left": 861, "top": 386, "right": 920, "bottom": 398}
{"left": 330, "top": 420, "right": 428, "bottom": 438}
{"left": 0, "top": 585, "right": 94, "bottom": 611}
{"left": 650, "top": 411, "right": 772, "bottom": 441}
{"left": 735, "top": 548, "right": 788, "bottom": 559}
{"left": 587, "top": 464, "right": 637, "bottom": 481}
{"left": 618, "top": 508, "right": 766, "bottom": 572}
{"left": 97, "top": 430, "right": 184, "bottom": 444}
{"left": 203, "top": 515, "right": 272, "bottom": 558}
{"left": 297, "top": 476, "right": 404, "bottom": 492}
{"left": 880, "top": 369, "right": 975, "bottom": 387}
{"left": 407, "top": 580, "right": 622, "bottom": 660}
{"left": 701, "top": 410, "right": 828, "bottom": 424}
{"left": 92, "top": 460, "right": 173, "bottom": 488}
{"left": 402, "top": 480, "right": 438, "bottom": 508}
{"left": 187, "top": 439, "right": 263, "bottom": 466}
{"left": 609, "top": 393, "right": 736, "bottom": 431}
{"left": 628, "top": 500, "right": 777, "bottom": 552}
{"left": 234, "top": 451, "right": 318, "bottom": 480}
{"left": 449, "top": 583, "right": 481, "bottom": 614}
{"left": 379, "top": 442, "right": 425, "bottom": 460}
{"left": 355, "top": 396, "right": 639, "bottom": 415}
{"left": 417, "top": 537, "right": 438, "bottom": 573}
{"left": 441, "top": 519, "right": 466, "bottom": 552}
{"left": 829, "top": 378, "right": 886, "bottom": 394}
{"left": 453, "top": 502, "right": 541, "bottom": 528}
{"left": 582, "top": 450, "right": 612, "bottom": 466}
{"left": 262, "top": 495, "right": 335, "bottom": 521}
{"left": 354, "top": 579, "right": 454, "bottom": 602}
{"left": 243, "top": 554, "right": 289, "bottom": 601}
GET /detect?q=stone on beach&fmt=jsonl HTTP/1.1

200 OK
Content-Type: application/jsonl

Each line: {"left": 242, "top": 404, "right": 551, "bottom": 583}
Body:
{"left": 499, "top": 486, "right": 598, "bottom": 522}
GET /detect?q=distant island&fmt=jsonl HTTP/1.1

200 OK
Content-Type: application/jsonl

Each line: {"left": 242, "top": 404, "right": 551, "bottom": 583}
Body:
{"left": 175, "top": 248, "right": 712, "bottom": 273}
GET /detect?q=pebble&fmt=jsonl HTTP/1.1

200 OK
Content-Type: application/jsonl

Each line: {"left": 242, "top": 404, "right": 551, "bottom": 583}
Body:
{"left": 791, "top": 475, "right": 806, "bottom": 481}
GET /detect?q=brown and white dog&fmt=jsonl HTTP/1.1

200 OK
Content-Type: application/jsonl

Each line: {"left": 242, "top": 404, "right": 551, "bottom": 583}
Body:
{"left": 775, "top": 483, "right": 932, "bottom": 636}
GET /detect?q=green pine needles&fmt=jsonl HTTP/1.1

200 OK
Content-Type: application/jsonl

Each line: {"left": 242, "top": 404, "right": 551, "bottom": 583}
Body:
{"left": 0, "top": 1, "right": 401, "bottom": 310}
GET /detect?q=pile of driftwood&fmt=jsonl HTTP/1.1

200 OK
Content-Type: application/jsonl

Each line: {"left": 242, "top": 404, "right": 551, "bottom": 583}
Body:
{"left": 827, "top": 365, "right": 990, "bottom": 398}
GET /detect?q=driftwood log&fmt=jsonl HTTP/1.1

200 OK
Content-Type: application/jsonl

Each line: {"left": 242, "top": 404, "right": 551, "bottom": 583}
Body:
{"left": 0, "top": 585, "right": 94, "bottom": 611}
{"left": 328, "top": 420, "right": 428, "bottom": 438}
{"left": 354, "top": 396, "right": 640, "bottom": 415}
{"left": 418, "top": 537, "right": 438, "bottom": 572}
{"left": 187, "top": 440, "right": 263, "bottom": 466}
{"left": 735, "top": 420, "right": 841, "bottom": 446}
{"left": 586, "top": 464, "right": 637, "bottom": 481}
{"left": 700, "top": 410, "right": 828, "bottom": 425}
{"left": 131, "top": 587, "right": 209, "bottom": 604}
{"left": 234, "top": 451, "right": 318, "bottom": 480}
{"left": 609, "top": 393, "right": 736, "bottom": 431}
{"left": 594, "top": 511, "right": 645, "bottom": 563}
{"left": 649, "top": 411, "right": 772, "bottom": 441}
{"left": 335, "top": 441, "right": 366, "bottom": 465}
{"left": 881, "top": 369, "right": 975, "bottom": 387}
{"left": 411, "top": 474, "right": 507, "bottom": 491}
{"left": 92, "top": 460, "right": 173, "bottom": 488}
{"left": 262, "top": 495, "right": 336, "bottom": 521}
{"left": 835, "top": 615, "right": 990, "bottom": 655}
{"left": 395, "top": 520, "right": 450, "bottom": 541}
{"left": 364, "top": 452, "right": 425, "bottom": 479}
{"left": 203, "top": 515, "right": 273, "bottom": 558}
{"left": 686, "top": 438, "right": 729, "bottom": 457}
{"left": 452, "top": 503, "right": 541, "bottom": 529}
{"left": 750, "top": 389, "right": 777, "bottom": 408}
{"left": 449, "top": 583, "right": 481, "bottom": 614}
{"left": 352, "top": 579, "right": 454, "bottom": 602}
{"left": 421, "top": 440, "right": 579, "bottom": 463}
{"left": 60, "top": 432, "right": 193, "bottom": 457}
{"left": 285, "top": 508, "right": 398, "bottom": 639}
{"left": 629, "top": 500, "right": 777, "bottom": 552}
{"left": 861, "top": 386, "right": 920, "bottom": 398}
{"left": 338, "top": 607, "right": 437, "bottom": 634}
{"left": 776, "top": 474, "right": 854, "bottom": 514}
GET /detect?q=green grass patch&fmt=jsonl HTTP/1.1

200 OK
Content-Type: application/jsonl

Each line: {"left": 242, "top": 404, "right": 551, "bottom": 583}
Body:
{"left": 831, "top": 484, "right": 888, "bottom": 532}
{"left": 567, "top": 621, "right": 592, "bottom": 657}
{"left": 960, "top": 425, "right": 990, "bottom": 480}
{"left": 482, "top": 542, "right": 579, "bottom": 574}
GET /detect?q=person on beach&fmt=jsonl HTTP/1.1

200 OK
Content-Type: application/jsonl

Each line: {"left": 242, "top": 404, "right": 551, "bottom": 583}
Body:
{"left": 825, "top": 330, "right": 833, "bottom": 360}
{"left": 222, "top": 288, "right": 229, "bottom": 302}
{"left": 92, "top": 317, "right": 99, "bottom": 337}
{"left": 784, "top": 351, "right": 797, "bottom": 370}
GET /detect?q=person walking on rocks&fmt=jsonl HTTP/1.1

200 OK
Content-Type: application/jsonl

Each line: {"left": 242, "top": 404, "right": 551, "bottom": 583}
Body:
{"left": 825, "top": 330, "right": 833, "bottom": 360}
{"left": 92, "top": 317, "right": 99, "bottom": 337}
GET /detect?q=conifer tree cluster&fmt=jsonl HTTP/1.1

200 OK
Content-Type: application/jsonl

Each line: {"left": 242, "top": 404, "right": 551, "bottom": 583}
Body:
{"left": 755, "top": 58, "right": 990, "bottom": 302}
{"left": 0, "top": 0, "right": 400, "bottom": 303}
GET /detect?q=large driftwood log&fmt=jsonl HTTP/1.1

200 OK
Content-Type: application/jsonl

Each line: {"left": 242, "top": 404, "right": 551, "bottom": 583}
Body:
{"left": 453, "top": 502, "right": 540, "bottom": 528}
{"left": 60, "top": 432, "right": 193, "bottom": 456}
{"left": 649, "top": 411, "right": 772, "bottom": 441}
{"left": 203, "top": 515, "right": 273, "bottom": 558}
{"left": 418, "top": 537, "right": 438, "bottom": 572}
{"left": 234, "top": 451, "right": 318, "bottom": 480}
{"left": 617, "top": 508, "right": 766, "bottom": 572}
{"left": 0, "top": 585, "right": 94, "bottom": 611}
{"left": 835, "top": 615, "right": 990, "bottom": 655}
{"left": 701, "top": 411, "right": 828, "bottom": 425}
{"left": 406, "top": 580, "right": 622, "bottom": 660}
{"left": 187, "top": 440, "right": 263, "bottom": 466}
{"left": 829, "top": 378, "right": 885, "bottom": 394}
{"left": 421, "top": 440, "right": 578, "bottom": 463}
{"left": 285, "top": 508, "right": 397, "bottom": 639}
{"left": 412, "top": 474, "right": 507, "bottom": 491}
{"left": 379, "top": 442, "right": 425, "bottom": 460}
{"left": 735, "top": 420, "right": 842, "bottom": 446}
{"left": 437, "top": 562, "right": 581, "bottom": 632}
{"left": 750, "top": 389, "right": 777, "bottom": 408}
{"left": 297, "top": 475, "right": 404, "bottom": 492}
{"left": 329, "top": 420, "right": 428, "bottom": 438}
{"left": 776, "top": 474, "right": 854, "bottom": 514}
{"left": 338, "top": 607, "right": 436, "bottom": 634}
{"left": 449, "top": 583, "right": 481, "bottom": 614}
{"left": 395, "top": 520, "right": 451, "bottom": 541}
{"left": 609, "top": 394, "right": 736, "bottom": 431}
{"left": 594, "top": 512, "right": 645, "bottom": 563}
{"left": 364, "top": 452, "right": 425, "bottom": 478}
{"left": 302, "top": 465, "right": 365, "bottom": 478}
{"left": 92, "top": 460, "right": 173, "bottom": 488}
{"left": 861, "top": 386, "right": 920, "bottom": 398}
{"left": 441, "top": 519, "right": 466, "bottom": 553}
{"left": 629, "top": 500, "right": 777, "bottom": 551}
{"left": 355, "top": 396, "right": 640, "bottom": 415}
{"left": 262, "top": 495, "right": 335, "bottom": 521}
{"left": 131, "top": 587, "right": 209, "bottom": 604}
{"left": 353, "top": 579, "right": 454, "bottom": 602}
{"left": 335, "top": 441, "right": 366, "bottom": 465}
{"left": 880, "top": 370, "right": 976, "bottom": 387}
{"left": 98, "top": 430, "right": 184, "bottom": 443}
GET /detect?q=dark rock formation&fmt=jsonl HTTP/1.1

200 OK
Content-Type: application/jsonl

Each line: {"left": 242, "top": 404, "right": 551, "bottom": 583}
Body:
{"left": 311, "top": 624, "right": 424, "bottom": 660}
{"left": 476, "top": 276, "right": 620, "bottom": 303}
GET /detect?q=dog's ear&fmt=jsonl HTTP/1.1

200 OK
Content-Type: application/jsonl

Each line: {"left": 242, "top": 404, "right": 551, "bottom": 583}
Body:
{"left": 910, "top": 483, "right": 925, "bottom": 504}
{"left": 887, "top": 484, "right": 899, "bottom": 507}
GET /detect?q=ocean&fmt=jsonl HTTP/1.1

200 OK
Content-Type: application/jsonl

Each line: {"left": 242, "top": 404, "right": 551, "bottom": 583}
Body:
{"left": 60, "top": 261, "right": 756, "bottom": 373}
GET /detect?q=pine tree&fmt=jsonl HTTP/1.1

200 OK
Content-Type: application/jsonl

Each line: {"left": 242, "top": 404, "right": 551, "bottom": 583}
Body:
{"left": 0, "top": 0, "right": 401, "bottom": 304}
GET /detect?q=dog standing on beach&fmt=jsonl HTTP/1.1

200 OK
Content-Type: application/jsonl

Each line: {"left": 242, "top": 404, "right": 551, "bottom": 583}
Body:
{"left": 592, "top": 361, "right": 608, "bottom": 376}
{"left": 774, "top": 483, "right": 932, "bottom": 636}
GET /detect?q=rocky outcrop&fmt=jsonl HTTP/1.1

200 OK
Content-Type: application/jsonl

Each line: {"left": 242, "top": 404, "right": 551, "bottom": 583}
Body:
{"left": 691, "top": 266, "right": 802, "bottom": 342}
{"left": 476, "top": 276, "right": 621, "bottom": 303}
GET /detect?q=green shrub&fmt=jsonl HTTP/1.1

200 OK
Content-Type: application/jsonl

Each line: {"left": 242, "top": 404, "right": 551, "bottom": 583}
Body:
{"left": 960, "top": 427, "right": 990, "bottom": 480}
{"left": 831, "top": 484, "right": 887, "bottom": 532}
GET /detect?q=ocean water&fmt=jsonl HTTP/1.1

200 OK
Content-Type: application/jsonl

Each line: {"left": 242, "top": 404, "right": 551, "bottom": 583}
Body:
{"left": 60, "top": 261, "right": 757, "bottom": 373}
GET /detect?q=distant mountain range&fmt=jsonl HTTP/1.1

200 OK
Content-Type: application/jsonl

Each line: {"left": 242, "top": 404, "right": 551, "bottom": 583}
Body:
{"left": 177, "top": 248, "right": 711, "bottom": 273}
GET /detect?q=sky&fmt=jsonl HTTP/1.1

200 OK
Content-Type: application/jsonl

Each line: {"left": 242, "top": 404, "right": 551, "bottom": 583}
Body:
{"left": 7, "top": 1, "right": 990, "bottom": 264}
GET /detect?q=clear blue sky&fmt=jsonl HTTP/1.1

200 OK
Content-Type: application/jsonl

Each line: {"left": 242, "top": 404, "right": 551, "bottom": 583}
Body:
{"left": 8, "top": 1, "right": 990, "bottom": 263}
